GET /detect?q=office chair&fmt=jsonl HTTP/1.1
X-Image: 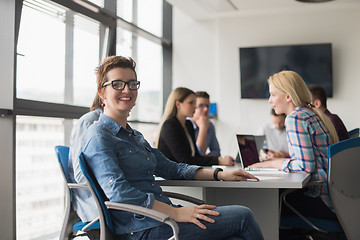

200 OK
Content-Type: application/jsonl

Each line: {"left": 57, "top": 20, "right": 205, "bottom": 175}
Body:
{"left": 78, "top": 152, "right": 205, "bottom": 240}
{"left": 279, "top": 157, "right": 346, "bottom": 238}
{"left": 328, "top": 137, "right": 360, "bottom": 240}
{"left": 348, "top": 128, "right": 359, "bottom": 138}
{"left": 280, "top": 181, "right": 344, "bottom": 239}
{"left": 54, "top": 146, "right": 100, "bottom": 240}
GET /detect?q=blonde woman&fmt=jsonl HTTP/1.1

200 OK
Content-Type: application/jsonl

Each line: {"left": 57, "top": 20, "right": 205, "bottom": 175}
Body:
{"left": 250, "top": 70, "right": 340, "bottom": 222}
{"left": 157, "top": 87, "right": 235, "bottom": 166}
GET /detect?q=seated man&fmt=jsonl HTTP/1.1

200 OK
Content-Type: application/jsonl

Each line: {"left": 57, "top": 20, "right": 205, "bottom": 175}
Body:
{"left": 68, "top": 95, "right": 102, "bottom": 222}
{"left": 258, "top": 108, "right": 289, "bottom": 159}
{"left": 188, "top": 91, "right": 221, "bottom": 156}
{"left": 308, "top": 84, "right": 350, "bottom": 141}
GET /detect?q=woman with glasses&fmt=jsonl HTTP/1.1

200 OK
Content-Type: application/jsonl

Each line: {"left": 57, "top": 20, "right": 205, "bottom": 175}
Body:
{"left": 157, "top": 87, "right": 235, "bottom": 166}
{"left": 80, "top": 56, "right": 264, "bottom": 240}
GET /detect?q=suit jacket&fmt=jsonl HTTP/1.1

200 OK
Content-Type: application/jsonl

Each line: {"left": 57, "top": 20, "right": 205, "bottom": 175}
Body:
{"left": 158, "top": 116, "right": 219, "bottom": 166}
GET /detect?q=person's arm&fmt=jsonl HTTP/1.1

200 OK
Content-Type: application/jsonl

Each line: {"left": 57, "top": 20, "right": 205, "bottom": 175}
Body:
{"left": 207, "top": 122, "right": 221, "bottom": 156}
{"left": 330, "top": 113, "right": 350, "bottom": 141}
{"left": 194, "top": 168, "right": 259, "bottom": 181}
{"left": 248, "top": 158, "right": 284, "bottom": 170}
{"left": 153, "top": 146, "right": 202, "bottom": 180}
{"left": 194, "top": 115, "right": 210, "bottom": 155}
{"left": 265, "top": 150, "right": 290, "bottom": 159}
{"left": 152, "top": 200, "right": 218, "bottom": 229}
{"left": 159, "top": 118, "right": 218, "bottom": 166}
{"left": 187, "top": 121, "right": 234, "bottom": 166}
{"left": 83, "top": 134, "right": 154, "bottom": 207}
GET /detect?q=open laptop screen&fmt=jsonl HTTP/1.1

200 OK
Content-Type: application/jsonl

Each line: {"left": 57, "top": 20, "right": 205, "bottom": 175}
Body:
{"left": 236, "top": 135, "right": 265, "bottom": 168}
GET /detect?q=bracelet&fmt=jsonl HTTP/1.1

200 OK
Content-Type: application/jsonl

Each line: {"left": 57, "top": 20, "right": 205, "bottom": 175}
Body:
{"left": 213, "top": 168, "right": 223, "bottom": 181}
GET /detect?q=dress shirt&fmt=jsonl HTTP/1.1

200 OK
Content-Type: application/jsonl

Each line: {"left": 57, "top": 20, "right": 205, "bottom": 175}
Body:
{"left": 282, "top": 106, "right": 334, "bottom": 210}
{"left": 257, "top": 123, "right": 288, "bottom": 152}
{"left": 68, "top": 108, "right": 102, "bottom": 221}
{"left": 324, "top": 109, "right": 350, "bottom": 141}
{"left": 187, "top": 118, "right": 221, "bottom": 156}
{"left": 82, "top": 113, "right": 201, "bottom": 235}
{"left": 158, "top": 116, "right": 219, "bottom": 166}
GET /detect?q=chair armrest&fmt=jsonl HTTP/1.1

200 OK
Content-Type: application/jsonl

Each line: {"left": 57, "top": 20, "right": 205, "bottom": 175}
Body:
{"left": 67, "top": 183, "right": 89, "bottom": 190}
{"left": 162, "top": 191, "right": 205, "bottom": 205}
{"left": 105, "top": 201, "right": 171, "bottom": 222}
{"left": 105, "top": 202, "right": 179, "bottom": 240}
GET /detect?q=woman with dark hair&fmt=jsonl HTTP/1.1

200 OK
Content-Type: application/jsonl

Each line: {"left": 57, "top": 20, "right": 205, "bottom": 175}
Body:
{"left": 79, "top": 56, "right": 264, "bottom": 240}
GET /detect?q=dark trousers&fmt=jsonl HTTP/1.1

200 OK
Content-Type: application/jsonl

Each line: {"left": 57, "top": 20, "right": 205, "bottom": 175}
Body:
{"left": 280, "top": 188, "right": 338, "bottom": 220}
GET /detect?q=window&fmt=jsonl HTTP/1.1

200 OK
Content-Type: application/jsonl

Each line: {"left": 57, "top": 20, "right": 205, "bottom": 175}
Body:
{"left": 14, "top": 0, "right": 171, "bottom": 238}
{"left": 132, "top": 36, "right": 163, "bottom": 122}
{"left": 17, "top": 1, "right": 66, "bottom": 103}
{"left": 117, "top": 0, "right": 163, "bottom": 37}
{"left": 73, "top": 14, "right": 100, "bottom": 107}
{"left": 16, "top": 116, "right": 64, "bottom": 240}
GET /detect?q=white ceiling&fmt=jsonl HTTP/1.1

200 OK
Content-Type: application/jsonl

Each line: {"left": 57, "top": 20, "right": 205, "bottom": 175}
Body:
{"left": 166, "top": 0, "right": 360, "bottom": 20}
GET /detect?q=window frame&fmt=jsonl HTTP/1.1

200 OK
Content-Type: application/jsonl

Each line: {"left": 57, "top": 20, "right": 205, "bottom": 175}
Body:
{"left": 14, "top": 0, "right": 172, "bottom": 121}
{"left": 2, "top": 0, "right": 173, "bottom": 238}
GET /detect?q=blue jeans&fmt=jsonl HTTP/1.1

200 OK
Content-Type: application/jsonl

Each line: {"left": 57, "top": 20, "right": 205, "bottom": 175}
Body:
{"left": 120, "top": 205, "right": 264, "bottom": 240}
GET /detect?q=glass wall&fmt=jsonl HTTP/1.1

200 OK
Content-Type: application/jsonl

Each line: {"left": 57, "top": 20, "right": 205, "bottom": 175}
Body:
{"left": 17, "top": 1, "right": 66, "bottom": 103}
{"left": 73, "top": 14, "right": 100, "bottom": 107}
{"left": 16, "top": 116, "right": 64, "bottom": 240}
{"left": 15, "top": 0, "right": 170, "bottom": 239}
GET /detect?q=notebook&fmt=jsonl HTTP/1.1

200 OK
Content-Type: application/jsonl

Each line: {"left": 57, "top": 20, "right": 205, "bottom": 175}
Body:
{"left": 236, "top": 134, "right": 279, "bottom": 171}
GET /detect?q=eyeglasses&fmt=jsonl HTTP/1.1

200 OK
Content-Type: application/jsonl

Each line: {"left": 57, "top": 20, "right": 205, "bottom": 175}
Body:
{"left": 102, "top": 80, "right": 140, "bottom": 90}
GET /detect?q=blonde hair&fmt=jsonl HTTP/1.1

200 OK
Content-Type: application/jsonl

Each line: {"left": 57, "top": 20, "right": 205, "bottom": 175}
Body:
{"left": 268, "top": 70, "right": 339, "bottom": 143}
{"left": 156, "top": 87, "right": 195, "bottom": 147}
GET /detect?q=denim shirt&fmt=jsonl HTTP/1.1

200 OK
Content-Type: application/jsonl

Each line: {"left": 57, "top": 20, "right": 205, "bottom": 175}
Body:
{"left": 82, "top": 113, "right": 201, "bottom": 235}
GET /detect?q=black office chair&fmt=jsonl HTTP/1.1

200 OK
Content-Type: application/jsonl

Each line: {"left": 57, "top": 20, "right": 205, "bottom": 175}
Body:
{"left": 78, "top": 152, "right": 205, "bottom": 240}
{"left": 54, "top": 146, "right": 100, "bottom": 239}
{"left": 279, "top": 181, "right": 344, "bottom": 240}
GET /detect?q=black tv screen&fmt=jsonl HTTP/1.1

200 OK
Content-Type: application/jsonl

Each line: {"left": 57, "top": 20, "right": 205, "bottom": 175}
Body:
{"left": 239, "top": 43, "right": 333, "bottom": 99}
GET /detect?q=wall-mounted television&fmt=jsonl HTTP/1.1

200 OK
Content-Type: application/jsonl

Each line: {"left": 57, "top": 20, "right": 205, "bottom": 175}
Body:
{"left": 239, "top": 43, "right": 333, "bottom": 99}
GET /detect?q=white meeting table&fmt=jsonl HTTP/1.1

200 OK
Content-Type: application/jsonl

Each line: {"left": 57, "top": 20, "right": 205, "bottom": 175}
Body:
{"left": 157, "top": 167, "right": 311, "bottom": 240}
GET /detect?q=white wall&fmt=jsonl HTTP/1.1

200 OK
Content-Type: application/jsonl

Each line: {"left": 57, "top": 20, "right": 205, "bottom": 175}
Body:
{"left": 172, "top": 7, "right": 360, "bottom": 155}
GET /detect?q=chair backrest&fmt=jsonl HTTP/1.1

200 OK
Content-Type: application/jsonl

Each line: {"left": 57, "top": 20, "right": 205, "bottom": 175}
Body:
{"left": 78, "top": 152, "right": 116, "bottom": 235}
{"left": 328, "top": 137, "right": 360, "bottom": 240}
{"left": 55, "top": 145, "right": 71, "bottom": 182}
{"left": 55, "top": 145, "right": 74, "bottom": 203}
{"left": 348, "top": 128, "right": 359, "bottom": 138}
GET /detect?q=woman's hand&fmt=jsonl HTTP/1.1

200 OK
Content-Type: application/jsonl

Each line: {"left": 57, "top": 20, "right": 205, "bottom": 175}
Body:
{"left": 266, "top": 150, "right": 289, "bottom": 160}
{"left": 173, "top": 204, "right": 219, "bottom": 229}
{"left": 218, "top": 156, "right": 236, "bottom": 166}
{"left": 248, "top": 158, "right": 284, "bottom": 170}
{"left": 218, "top": 168, "right": 259, "bottom": 181}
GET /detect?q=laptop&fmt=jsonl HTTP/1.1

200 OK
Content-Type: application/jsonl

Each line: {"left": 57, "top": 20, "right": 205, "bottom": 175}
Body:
{"left": 236, "top": 134, "right": 279, "bottom": 171}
